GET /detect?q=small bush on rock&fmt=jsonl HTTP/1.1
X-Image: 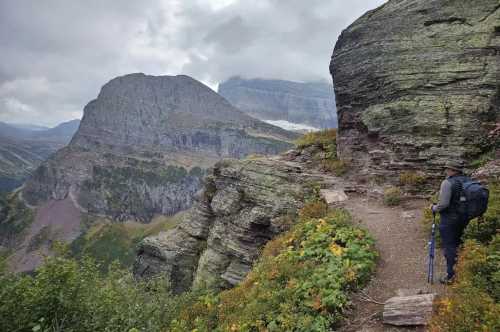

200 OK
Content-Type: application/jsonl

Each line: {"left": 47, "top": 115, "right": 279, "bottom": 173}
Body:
{"left": 383, "top": 187, "right": 402, "bottom": 206}
{"left": 321, "top": 159, "right": 349, "bottom": 176}
{"left": 295, "top": 129, "right": 337, "bottom": 150}
{"left": 399, "top": 171, "right": 427, "bottom": 188}
{"left": 299, "top": 200, "right": 329, "bottom": 219}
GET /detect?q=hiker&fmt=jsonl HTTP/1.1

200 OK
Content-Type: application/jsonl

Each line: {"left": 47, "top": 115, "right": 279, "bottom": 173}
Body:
{"left": 430, "top": 161, "right": 470, "bottom": 284}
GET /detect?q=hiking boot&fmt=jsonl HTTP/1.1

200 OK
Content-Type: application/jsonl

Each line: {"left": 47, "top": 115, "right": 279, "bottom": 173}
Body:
{"left": 439, "top": 275, "right": 454, "bottom": 285}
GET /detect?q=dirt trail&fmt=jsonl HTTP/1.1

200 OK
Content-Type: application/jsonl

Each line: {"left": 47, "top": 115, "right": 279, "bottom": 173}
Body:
{"left": 338, "top": 195, "right": 446, "bottom": 332}
{"left": 279, "top": 156, "right": 445, "bottom": 331}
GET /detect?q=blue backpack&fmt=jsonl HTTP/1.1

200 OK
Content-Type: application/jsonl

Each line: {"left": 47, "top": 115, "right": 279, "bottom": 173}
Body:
{"left": 456, "top": 178, "right": 489, "bottom": 219}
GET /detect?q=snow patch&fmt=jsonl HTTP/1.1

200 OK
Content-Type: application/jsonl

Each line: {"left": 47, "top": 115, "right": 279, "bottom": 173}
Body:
{"left": 264, "top": 120, "right": 319, "bottom": 132}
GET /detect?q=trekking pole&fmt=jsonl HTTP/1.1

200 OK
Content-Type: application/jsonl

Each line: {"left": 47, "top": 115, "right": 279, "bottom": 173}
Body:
{"left": 427, "top": 211, "right": 436, "bottom": 284}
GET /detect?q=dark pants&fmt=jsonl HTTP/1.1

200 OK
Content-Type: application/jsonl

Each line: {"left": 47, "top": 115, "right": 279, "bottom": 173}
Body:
{"left": 439, "top": 213, "right": 467, "bottom": 279}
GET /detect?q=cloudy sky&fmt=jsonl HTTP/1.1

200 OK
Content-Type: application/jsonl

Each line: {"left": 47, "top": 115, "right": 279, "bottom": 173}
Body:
{"left": 0, "top": 0, "right": 385, "bottom": 126}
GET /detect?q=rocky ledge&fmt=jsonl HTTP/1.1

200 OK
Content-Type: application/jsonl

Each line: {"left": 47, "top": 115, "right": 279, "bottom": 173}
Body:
{"left": 133, "top": 156, "right": 336, "bottom": 293}
{"left": 330, "top": 0, "right": 500, "bottom": 179}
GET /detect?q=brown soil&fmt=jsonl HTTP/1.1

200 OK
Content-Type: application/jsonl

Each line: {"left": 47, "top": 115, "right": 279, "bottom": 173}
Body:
{"left": 338, "top": 195, "right": 445, "bottom": 332}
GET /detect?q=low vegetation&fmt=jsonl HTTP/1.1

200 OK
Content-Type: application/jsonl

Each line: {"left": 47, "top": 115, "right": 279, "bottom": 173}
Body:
{"left": 295, "top": 129, "right": 349, "bottom": 176}
{"left": 383, "top": 186, "right": 402, "bottom": 206}
{"left": 321, "top": 159, "right": 349, "bottom": 176}
{"left": 0, "top": 202, "right": 378, "bottom": 332}
{"left": 399, "top": 171, "right": 427, "bottom": 190}
{"left": 470, "top": 150, "right": 495, "bottom": 169}
{"left": 0, "top": 248, "right": 198, "bottom": 332}
{"left": 428, "top": 182, "right": 500, "bottom": 331}
{"left": 295, "top": 129, "right": 337, "bottom": 152}
{"left": 70, "top": 214, "right": 183, "bottom": 271}
{"left": 0, "top": 193, "right": 34, "bottom": 247}
{"left": 171, "top": 207, "right": 377, "bottom": 332}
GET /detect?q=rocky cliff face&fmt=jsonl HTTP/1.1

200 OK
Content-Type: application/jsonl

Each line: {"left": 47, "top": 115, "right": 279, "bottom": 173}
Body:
{"left": 22, "top": 74, "right": 297, "bottom": 222}
{"left": 219, "top": 77, "right": 337, "bottom": 130}
{"left": 134, "top": 157, "right": 324, "bottom": 293}
{"left": 330, "top": 0, "right": 500, "bottom": 178}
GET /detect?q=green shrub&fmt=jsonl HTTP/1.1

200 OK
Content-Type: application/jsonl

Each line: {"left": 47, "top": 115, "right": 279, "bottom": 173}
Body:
{"left": 430, "top": 236, "right": 500, "bottom": 332}
{"left": 321, "top": 159, "right": 349, "bottom": 176}
{"left": 0, "top": 207, "right": 377, "bottom": 332}
{"left": 295, "top": 129, "right": 337, "bottom": 151}
{"left": 0, "top": 193, "right": 33, "bottom": 246}
{"left": 299, "top": 200, "right": 329, "bottom": 219}
{"left": 171, "top": 208, "right": 378, "bottom": 332}
{"left": 429, "top": 182, "right": 500, "bottom": 331}
{"left": 294, "top": 129, "right": 352, "bottom": 177}
{"left": 399, "top": 171, "right": 427, "bottom": 188}
{"left": 0, "top": 249, "right": 199, "bottom": 332}
{"left": 383, "top": 187, "right": 402, "bottom": 206}
{"left": 470, "top": 150, "right": 495, "bottom": 169}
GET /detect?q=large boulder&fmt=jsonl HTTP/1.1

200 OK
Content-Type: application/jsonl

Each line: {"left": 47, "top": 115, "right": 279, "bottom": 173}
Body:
{"left": 330, "top": 0, "right": 500, "bottom": 178}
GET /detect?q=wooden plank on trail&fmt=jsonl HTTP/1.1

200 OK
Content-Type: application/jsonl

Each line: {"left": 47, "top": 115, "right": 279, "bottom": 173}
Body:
{"left": 383, "top": 293, "right": 435, "bottom": 326}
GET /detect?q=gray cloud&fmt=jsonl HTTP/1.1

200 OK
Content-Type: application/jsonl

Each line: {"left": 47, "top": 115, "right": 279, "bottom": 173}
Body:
{"left": 0, "top": 0, "right": 385, "bottom": 126}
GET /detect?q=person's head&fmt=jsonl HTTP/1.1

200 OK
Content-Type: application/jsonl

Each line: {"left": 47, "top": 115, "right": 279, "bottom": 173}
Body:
{"left": 444, "top": 161, "right": 464, "bottom": 177}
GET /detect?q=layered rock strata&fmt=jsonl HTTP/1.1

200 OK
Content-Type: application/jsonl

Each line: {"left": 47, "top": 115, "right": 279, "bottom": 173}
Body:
{"left": 219, "top": 77, "right": 337, "bottom": 129}
{"left": 134, "top": 157, "right": 322, "bottom": 293}
{"left": 330, "top": 0, "right": 500, "bottom": 178}
{"left": 22, "top": 74, "right": 297, "bottom": 222}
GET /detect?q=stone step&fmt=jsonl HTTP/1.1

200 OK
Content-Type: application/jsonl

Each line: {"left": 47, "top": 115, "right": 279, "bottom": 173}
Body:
{"left": 383, "top": 293, "right": 435, "bottom": 326}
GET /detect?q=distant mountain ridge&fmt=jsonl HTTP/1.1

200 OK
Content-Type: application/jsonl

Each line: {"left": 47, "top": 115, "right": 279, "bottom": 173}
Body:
{"left": 0, "top": 120, "right": 80, "bottom": 192}
{"left": 23, "top": 73, "right": 297, "bottom": 222}
{"left": 0, "top": 120, "right": 80, "bottom": 143}
{"left": 218, "top": 77, "right": 337, "bottom": 130}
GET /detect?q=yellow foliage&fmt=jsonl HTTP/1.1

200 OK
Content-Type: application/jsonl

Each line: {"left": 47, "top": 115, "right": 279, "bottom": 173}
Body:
{"left": 399, "top": 171, "right": 427, "bottom": 187}
{"left": 329, "top": 243, "right": 344, "bottom": 256}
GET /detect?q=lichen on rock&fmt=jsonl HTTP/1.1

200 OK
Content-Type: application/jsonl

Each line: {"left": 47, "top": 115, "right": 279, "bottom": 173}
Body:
{"left": 330, "top": 0, "right": 500, "bottom": 179}
{"left": 134, "top": 157, "right": 317, "bottom": 293}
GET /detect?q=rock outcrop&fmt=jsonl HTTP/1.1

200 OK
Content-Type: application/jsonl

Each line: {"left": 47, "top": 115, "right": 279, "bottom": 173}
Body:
{"left": 472, "top": 158, "right": 500, "bottom": 182}
{"left": 219, "top": 77, "right": 337, "bottom": 130}
{"left": 330, "top": 0, "right": 500, "bottom": 178}
{"left": 134, "top": 157, "right": 322, "bottom": 293}
{"left": 22, "top": 74, "right": 297, "bottom": 222}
